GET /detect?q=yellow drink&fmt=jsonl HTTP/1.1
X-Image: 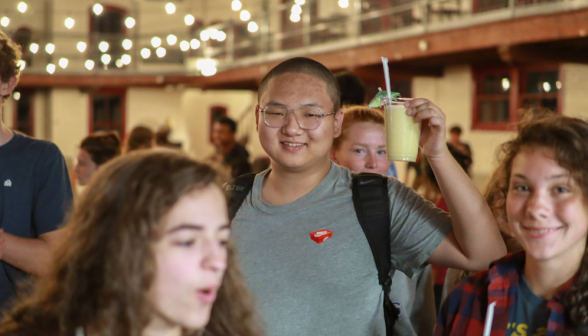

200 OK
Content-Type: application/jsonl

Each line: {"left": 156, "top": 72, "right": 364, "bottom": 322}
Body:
{"left": 384, "top": 101, "right": 421, "bottom": 162}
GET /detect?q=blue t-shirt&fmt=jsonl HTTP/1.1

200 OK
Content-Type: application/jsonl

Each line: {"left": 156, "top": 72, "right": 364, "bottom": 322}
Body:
{"left": 0, "top": 131, "right": 73, "bottom": 308}
{"left": 507, "top": 275, "right": 550, "bottom": 336}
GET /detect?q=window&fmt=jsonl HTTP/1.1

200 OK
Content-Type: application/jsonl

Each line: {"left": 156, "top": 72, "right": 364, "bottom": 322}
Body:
{"left": 89, "top": 5, "right": 126, "bottom": 68}
{"left": 12, "top": 89, "right": 34, "bottom": 137}
{"left": 90, "top": 90, "right": 125, "bottom": 137}
{"left": 473, "top": 65, "right": 560, "bottom": 131}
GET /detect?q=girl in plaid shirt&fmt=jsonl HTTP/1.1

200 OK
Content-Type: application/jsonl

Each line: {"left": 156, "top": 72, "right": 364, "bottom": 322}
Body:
{"left": 437, "top": 111, "right": 588, "bottom": 336}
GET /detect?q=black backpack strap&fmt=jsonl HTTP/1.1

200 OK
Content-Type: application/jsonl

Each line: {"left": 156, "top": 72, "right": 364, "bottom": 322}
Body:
{"left": 224, "top": 173, "right": 257, "bottom": 222}
{"left": 351, "top": 172, "right": 399, "bottom": 335}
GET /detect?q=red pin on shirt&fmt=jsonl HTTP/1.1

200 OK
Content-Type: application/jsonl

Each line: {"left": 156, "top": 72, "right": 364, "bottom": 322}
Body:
{"left": 310, "top": 229, "right": 333, "bottom": 244}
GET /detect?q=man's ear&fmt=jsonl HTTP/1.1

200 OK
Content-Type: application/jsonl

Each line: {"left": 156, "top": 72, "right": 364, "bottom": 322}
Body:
{"left": 333, "top": 109, "right": 344, "bottom": 138}
{"left": 255, "top": 105, "right": 260, "bottom": 132}
{"left": 0, "top": 77, "right": 17, "bottom": 97}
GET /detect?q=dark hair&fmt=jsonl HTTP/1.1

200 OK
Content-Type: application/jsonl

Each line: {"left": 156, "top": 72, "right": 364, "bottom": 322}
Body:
{"left": 80, "top": 132, "right": 121, "bottom": 166}
{"left": 449, "top": 125, "right": 462, "bottom": 135}
{"left": 484, "top": 111, "right": 588, "bottom": 335}
{"left": 332, "top": 105, "right": 384, "bottom": 149}
{"left": 258, "top": 57, "right": 341, "bottom": 112}
{"left": 0, "top": 30, "right": 22, "bottom": 104}
{"left": 0, "top": 151, "right": 263, "bottom": 336}
{"left": 127, "top": 126, "right": 153, "bottom": 152}
{"left": 424, "top": 143, "right": 471, "bottom": 188}
{"left": 335, "top": 72, "right": 366, "bottom": 106}
{"left": 215, "top": 117, "right": 237, "bottom": 133}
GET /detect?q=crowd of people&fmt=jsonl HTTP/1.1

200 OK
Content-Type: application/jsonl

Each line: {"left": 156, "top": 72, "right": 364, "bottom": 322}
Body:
{"left": 2, "top": 29, "right": 588, "bottom": 336}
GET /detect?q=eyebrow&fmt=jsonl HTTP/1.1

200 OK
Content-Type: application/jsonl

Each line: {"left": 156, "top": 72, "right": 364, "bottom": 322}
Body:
{"left": 512, "top": 173, "right": 570, "bottom": 181}
{"left": 352, "top": 143, "right": 387, "bottom": 148}
{"left": 166, "top": 223, "right": 230, "bottom": 234}
{"left": 265, "top": 101, "right": 324, "bottom": 109}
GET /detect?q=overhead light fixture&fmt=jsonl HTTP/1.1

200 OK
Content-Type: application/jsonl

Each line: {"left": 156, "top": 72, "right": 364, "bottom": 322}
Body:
{"left": 543, "top": 82, "right": 551, "bottom": 92}
{"left": 290, "top": 13, "right": 300, "bottom": 22}
{"left": 156, "top": 47, "right": 166, "bottom": 58}
{"left": 217, "top": 31, "right": 226, "bottom": 42}
{"left": 17, "top": 2, "right": 27, "bottom": 13}
{"left": 338, "top": 0, "right": 349, "bottom": 8}
{"left": 46, "top": 63, "right": 55, "bottom": 74}
{"left": 1, "top": 17, "right": 9, "bottom": 27}
{"left": 85, "top": 60, "right": 95, "bottom": 70}
{"left": 13, "top": 92, "right": 21, "bottom": 101}
{"left": 248, "top": 21, "right": 258, "bottom": 33}
{"left": 501, "top": 78, "right": 510, "bottom": 91}
{"left": 291, "top": 4, "right": 302, "bottom": 15}
{"left": 77, "top": 41, "right": 87, "bottom": 52}
{"left": 202, "top": 67, "right": 217, "bottom": 76}
{"left": 98, "top": 41, "right": 109, "bottom": 53}
{"left": 190, "top": 39, "right": 200, "bottom": 49}
{"left": 125, "top": 17, "right": 135, "bottom": 28}
{"left": 101, "top": 54, "right": 111, "bottom": 65}
{"left": 17, "top": 60, "right": 25, "bottom": 70}
{"left": 141, "top": 48, "right": 151, "bottom": 59}
{"left": 185, "top": 14, "right": 195, "bottom": 25}
{"left": 122, "top": 39, "right": 132, "bottom": 50}
{"left": 167, "top": 34, "right": 177, "bottom": 45}
{"left": 295, "top": 0, "right": 305, "bottom": 4}
{"left": 165, "top": 2, "right": 176, "bottom": 14}
{"left": 200, "top": 30, "right": 210, "bottom": 41}
{"left": 240, "top": 10, "right": 251, "bottom": 21}
{"left": 121, "top": 54, "right": 131, "bottom": 65}
{"left": 58, "top": 58, "right": 68, "bottom": 69}
{"left": 231, "top": 0, "right": 242, "bottom": 11}
{"left": 115, "top": 59, "right": 124, "bottom": 68}
{"left": 45, "top": 43, "right": 55, "bottom": 54}
{"left": 209, "top": 28, "right": 219, "bottom": 40}
{"left": 93, "top": 3, "right": 103, "bottom": 15}
{"left": 151, "top": 37, "right": 162, "bottom": 48}
{"left": 65, "top": 17, "right": 75, "bottom": 29}
{"left": 179, "top": 40, "right": 190, "bottom": 51}
{"left": 29, "top": 43, "right": 39, "bottom": 53}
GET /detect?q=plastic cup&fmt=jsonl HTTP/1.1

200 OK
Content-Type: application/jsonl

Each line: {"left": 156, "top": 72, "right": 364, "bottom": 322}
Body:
{"left": 383, "top": 97, "right": 421, "bottom": 162}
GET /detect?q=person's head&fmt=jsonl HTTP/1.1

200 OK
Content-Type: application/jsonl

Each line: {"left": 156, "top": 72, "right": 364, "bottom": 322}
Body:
{"left": 0, "top": 152, "right": 261, "bottom": 336}
{"left": 75, "top": 132, "right": 121, "bottom": 186}
{"left": 335, "top": 72, "right": 366, "bottom": 106}
{"left": 212, "top": 117, "right": 237, "bottom": 149}
{"left": 423, "top": 142, "right": 471, "bottom": 191}
{"left": 485, "top": 112, "right": 588, "bottom": 333}
{"left": 256, "top": 57, "right": 344, "bottom": 172}
{"left": 330, "top": 105, "right": 388, "bottom": 175}
{"left": 127, "top": 126, "right": 154, "bottom": 152}
{"left": 449, "top": 125, "right": 462, "bottom": 143}
{"left": 0, "top": 30, "right": 21, "bottom": 108}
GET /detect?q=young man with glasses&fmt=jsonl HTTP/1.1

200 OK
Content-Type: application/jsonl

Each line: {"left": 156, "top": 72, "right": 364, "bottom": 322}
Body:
{"left": 230, "top": 57, "right": 506, "bottom": 336}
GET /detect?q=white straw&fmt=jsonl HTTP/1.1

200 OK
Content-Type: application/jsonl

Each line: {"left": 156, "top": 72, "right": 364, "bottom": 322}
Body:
{"left": 483, "top": 301, "right": 497, "bottom": 336}
{"left": 381, "top": 57, "right": 393, "bottom": 102}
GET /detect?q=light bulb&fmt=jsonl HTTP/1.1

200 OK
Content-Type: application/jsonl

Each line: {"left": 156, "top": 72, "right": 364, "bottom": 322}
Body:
{"left": 101, "top": 54, "right": 111, "bottom": 65}
{"left": 167, "top": 34, "right": 177, "bottom": 45}
{"left": 185, "top": 14, "right": 195, "bottom": 25}
{"left": 217, "top": 31, "right": 226, "bottom": 42}
{"left": 209, "top": 28, "right": 219, "bottom": 40}
{"left": 290, "top": 13, "right": 300, "bottom": 22}
{"left": 98, "top": 41, "right": 109, "bottom": 52}
{"left": 65, "top": 17, "right": 75, "bottom": 29}
{"left": 338, "top": 0, "right": 349, "bottom": 8}
{"left": 291, "top": 5, "right": 302, "bottom": 14}
{"left": 77, "top": 41, "right": 87, "bottom": 52}
{"left": 115, "top": 59, "right": 123, "bottom": 68}
{"left": 58, "top": 58, "right": 68, "bottom": 69}
{"left": 125, "top": 17, "right": 135, "bottom": 28}
{"left": 46, "top": 63, "right": 55, "bottom": 74}
{"left": 85, "top": 60, "right": 95, "bottom": 70}
{"left": 122, "top": 39, "right": 132, "bottom": 50}
{"left": 29, "top": 43, "right": 39, "bottom": 53}
{"left": 13, "top": 92, "right": 20, "bottom": 101}
{"left": 141, "top": 48, "right": 151, "bottom": 59}
{"left": 200, "top": 30, "right": 210, "bottom": 41}
{"left": 240, "top": 10, "right": 251, "bottom": 21}
{"left": 165, "top": 2, "right": 176, "bottom": 14}
{"left": 17, "top": 2, "right": 27, "bottom": 13}
{"left": 121, "top": 54, "right": 131, "bottom": 65}
{"left": 201, "top": 66, "right": 217, "bottom": 76}
{"left": 179, "top": 40, "right": 190, "bottom": 51}
{"left": 45, "top": 43, "right": 55, "bottom": 54}
{"left": 151, "top": 37, "right": 161, "bottom": 48}
{"left": 190, "top": 39, "right": 200, "bottom": 49}
{"left": 17, "top": 60, "right": 25, "bottom": 70}
{"left": 156, "top": 47, "right": 166, "bottom": 58}
{"left": 248, "top": 21, "right": 258, "bottom": 33}
{"left": 295, "top": 0, "right": 305, "bottom": 4}
{"left": 93, "top": 3, "right": 103, "bottom": 15}
{"left": 1, "top": 17, "right": 9, "bottom": 27}
{"left": 231, "top": 0, "right": 242, "bottom": 11}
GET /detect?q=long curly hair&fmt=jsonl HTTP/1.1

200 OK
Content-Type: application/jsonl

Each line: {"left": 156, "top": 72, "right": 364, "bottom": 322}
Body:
{"left": 0, "top": 30, "right": 22, "bottom": 104}
{"left": 484, "top": 110, "right": 588, "bottom": 335}
{"left": 0, "top": 151, "right": 263, "bottom": 336}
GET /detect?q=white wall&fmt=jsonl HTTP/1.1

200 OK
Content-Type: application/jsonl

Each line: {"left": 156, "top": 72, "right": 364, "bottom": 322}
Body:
{"left": 50, "top": 88, "right": 89, "bottom": 161}
{"left": 562, "top": 63, "right": 588, "bottom": 119}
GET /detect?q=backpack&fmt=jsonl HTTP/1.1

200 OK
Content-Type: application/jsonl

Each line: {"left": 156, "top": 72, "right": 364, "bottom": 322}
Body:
{"left": 225, "top": 172, "right": 400, "bottom": 335}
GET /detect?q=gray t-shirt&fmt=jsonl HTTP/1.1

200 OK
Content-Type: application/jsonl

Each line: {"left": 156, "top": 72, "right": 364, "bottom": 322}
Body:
{"left": 507, "top": 275, "right": 550, "bottom": 336}
{"left": 232, "top": 163, "right": 452, "bottom": 336}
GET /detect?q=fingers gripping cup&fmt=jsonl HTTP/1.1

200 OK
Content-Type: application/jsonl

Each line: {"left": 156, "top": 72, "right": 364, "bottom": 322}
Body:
{"left": 383, "top": 97, "right": 421, "bottom": 162}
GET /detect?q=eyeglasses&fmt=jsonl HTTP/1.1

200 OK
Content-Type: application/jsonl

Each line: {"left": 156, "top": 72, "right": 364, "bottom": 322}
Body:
{"left": 257, "top": 105, "right": 336, "bottom": 130}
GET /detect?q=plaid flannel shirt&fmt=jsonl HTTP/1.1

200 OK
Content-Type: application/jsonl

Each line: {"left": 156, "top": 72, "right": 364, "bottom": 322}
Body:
{"left": 435, "top": 251, "right": 571, "bottom": 336}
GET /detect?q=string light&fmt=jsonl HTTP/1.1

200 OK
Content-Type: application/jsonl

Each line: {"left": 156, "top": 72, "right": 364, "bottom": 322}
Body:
{"left": 202, "top": 67, "right": 217, "bottom": 76}
{"left": 65, "top": 17, "right": 75, "bottom": 29}
{"left": 185, "top": 14, "right": 195, "bottom": 25}
{"left": 17, "top": 2, "right": 27, "bottom": 13}
{"left": 179, "top": 40, "right": 190, "bottom": 51}
{"left": 13, "top": 92, "right": 20, "bottom": 101}
{"left": 165, "top": 3, "right": 176, "bottom": 14}
{"left": 156, "top": 47, "right": 166, "bottom": 58}
{"left": 141, "top": 48, "right": 151, "bottom": 59}
{"left": 290, "top": 13, "right": 301, "bottom": 22}
{"left": 46, "top": 63, "right": 55, "bottom": 74}
{"left": 121, "top": 54, "right": 131, "bottom": 65}
{"left": 167, "top": 34, "right": 177, "bottom": 45}
{"left": 98, "top": 41, "right": 109, "bottom": 53}
{"left": 93, "top": 4, "right": 103, "bottom": 15}
{"left": 217, "top": 31, "right": 227, "bottom": 42}
{"left": 292, "top": 5, "right": 302, "bottom": 15}
{"left": 197, "top": 58, "right": 218, "bottom": 76}
{"left": 125, "top": 17, "right": 135, "bottom": 28}
{"left": 77, "top": 41, "right": 87, "bottom": 52}
{"left": 240, "top": 10, "right": 251, "bottom": 21}
{"left": 101, "top": 54, "right": 111, "bottom": 65}
{"left": 231, "top": 0, "right": 242, "bottom": 11}
{"left": 338, "top": 0, "right": 349, "bottom": 8}
{"left": 151, "top": 37, "right": 162, "bottom": 48}
{"left": 209, "top": 29, "right": 219, "bottom": 40}
{"left": 295, "top": 0, "right": 305, "bottom": 4}
{"left": 85, "top": 60, "right": 95, "bottom": 70}
{"left": 200, "top": 30, "right": 210, "bottom": 41}
{"left": 248, "top": 22, "right": 258, "bottom": 33}
{"left": 122, "top": 39, "right": 132, "bottom": 50}
{"left": 29, "top": 43, "right": 39, "bottom": 53}
{"left": 58, "top": 58, "right": 68, "bottom": 69}
{"left": 115, "top": 59, "right": 124, "bottom": 68}
{"left": 17, "top": 60, "right": 25, "bottom": 70}
{"left": 45, "top": 43, "right": 55, "bottom": 54}
{"left": 1, "top": 17, "right": 9, "bottom": 27}
{"left": 190, "top": 39, "right": 200, "bottom": 49}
